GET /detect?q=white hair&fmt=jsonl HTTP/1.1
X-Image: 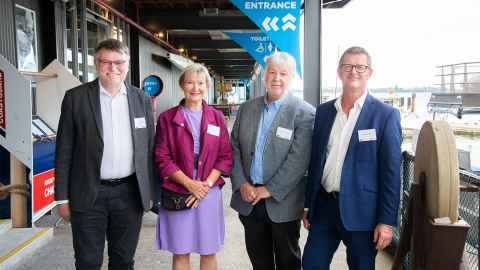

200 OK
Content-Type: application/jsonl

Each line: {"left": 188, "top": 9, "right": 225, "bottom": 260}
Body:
{"left": 262, "top": 51, "right": 296, "bottom": 84}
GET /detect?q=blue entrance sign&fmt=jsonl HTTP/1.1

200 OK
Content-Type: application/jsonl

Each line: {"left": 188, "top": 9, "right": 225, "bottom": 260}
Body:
{"left": 229, "top": 0, "right": 302, "bottom": 76}
{"left": 142, "top": 75, "right": 163, "bottom": 97}
{"left": 224, "top": 32, "right": 276, "bottom": 68}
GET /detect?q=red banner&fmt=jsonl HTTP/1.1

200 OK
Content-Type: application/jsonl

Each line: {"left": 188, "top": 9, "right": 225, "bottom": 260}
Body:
{"left": 0, "top": 69, "right": 5, "bottom": 134}
{"left": 33, "top": 169, "right": 55, "bottom": 212}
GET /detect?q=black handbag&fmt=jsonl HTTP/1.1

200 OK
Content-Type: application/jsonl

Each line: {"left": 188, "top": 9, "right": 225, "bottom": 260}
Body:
{"left": 161, "top": 187, "right": 191, "bottom": 211}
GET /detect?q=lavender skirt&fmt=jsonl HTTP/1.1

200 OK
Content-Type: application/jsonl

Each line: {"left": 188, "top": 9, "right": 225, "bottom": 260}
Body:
{"left": 156, "top": 186, "right": 225, "bottom": 255}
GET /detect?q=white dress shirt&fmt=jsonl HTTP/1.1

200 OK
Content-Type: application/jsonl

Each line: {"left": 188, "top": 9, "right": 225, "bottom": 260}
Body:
{"left": 321, "top": 91, "right": 367, "bottom": 192}
{"left": 56, "top": 83, "right": 135, "bottom": 205}
{"left": 99, "top": 82, "right": 135, "bottom": 179}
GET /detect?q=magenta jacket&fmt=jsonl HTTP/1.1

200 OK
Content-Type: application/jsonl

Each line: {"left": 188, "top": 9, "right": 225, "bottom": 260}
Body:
{"left": 154, "top": 100, "right": 233, "bottom": 194}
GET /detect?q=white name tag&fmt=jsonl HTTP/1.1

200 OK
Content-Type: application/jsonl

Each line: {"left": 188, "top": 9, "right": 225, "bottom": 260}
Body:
{"left": 276, "top": 126, "right": 293, "bottom": 140}
{"left": 134, "top": 117, "right": 146, "bottom": 129}
{"left": 358, "top": 129, "right": 377, "bottom": 142}
{"left": 207, "top": 124, "right": 220, "bottom": 136}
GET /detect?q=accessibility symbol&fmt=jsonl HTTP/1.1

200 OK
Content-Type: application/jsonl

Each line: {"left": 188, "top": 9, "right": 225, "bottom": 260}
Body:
{"left": 256, "top": 43, "right": 265, "bottom": 53}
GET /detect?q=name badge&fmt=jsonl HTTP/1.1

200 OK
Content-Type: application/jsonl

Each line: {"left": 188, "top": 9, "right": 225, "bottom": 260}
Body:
{"left": 276, "top": 126, "right": 293, "bottom": 140}
{"left": 207, "top": 124, "right": 220, "bottom": 136}
{"left": 358, "top": 129, "right": 377, "bottom": 142}
{"left": 134, "top": 117, "right": 146, "bottom": 129}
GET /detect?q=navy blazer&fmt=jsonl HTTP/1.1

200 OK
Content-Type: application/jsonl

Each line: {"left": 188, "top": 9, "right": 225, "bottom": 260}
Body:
{"left": 305, "top": 94, "right": 402, "bottom": 231}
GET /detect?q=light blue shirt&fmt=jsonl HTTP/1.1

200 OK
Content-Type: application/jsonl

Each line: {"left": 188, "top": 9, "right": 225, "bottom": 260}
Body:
{"left": 250, "top": 97, "right": 283, "bottom": 184}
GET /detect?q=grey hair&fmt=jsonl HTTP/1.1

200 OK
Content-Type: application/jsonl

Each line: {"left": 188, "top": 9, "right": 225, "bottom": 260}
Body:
{"left": 95, "top": 38, "right": 130, "bottom": 58}
{"left": 178, "top": 63, "right": 212, "bottom": 89}
{"left": 338, "top": 46, "right": 372, "bottom": 68}
{"left": 263, "top": 51, "right": 296, "bottom": 84}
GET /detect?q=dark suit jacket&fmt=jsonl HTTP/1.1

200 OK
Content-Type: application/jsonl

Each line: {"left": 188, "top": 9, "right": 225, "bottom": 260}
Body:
{"left": 305, "top": 94, "right": 402, "bottom": 231}
{"left": 54, "top": 79, "right": 155, "bottom": 211}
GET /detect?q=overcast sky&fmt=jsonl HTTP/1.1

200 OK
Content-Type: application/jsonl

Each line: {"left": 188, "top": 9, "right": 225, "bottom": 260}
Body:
{"left": 319, "top": 0, "right": 480, "bottom": 89}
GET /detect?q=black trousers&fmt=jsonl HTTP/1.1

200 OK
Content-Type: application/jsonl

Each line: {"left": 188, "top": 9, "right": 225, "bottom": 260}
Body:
{"left": 239, "top": 200, "right": 301, "bottom": 270}
{"left": 70, "top": 180, "right": 143, "bottom": 270}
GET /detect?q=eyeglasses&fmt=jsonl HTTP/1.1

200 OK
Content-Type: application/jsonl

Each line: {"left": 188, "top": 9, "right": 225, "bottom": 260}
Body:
{"left": 97, "top": 59, "right": 128, "bottom": 67}
{"left": 340, "top": 64, "right": 369, "bottom": 73}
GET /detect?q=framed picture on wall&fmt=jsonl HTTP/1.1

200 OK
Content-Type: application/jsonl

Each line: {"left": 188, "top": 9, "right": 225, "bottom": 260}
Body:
{"left": 15, "top": 4, "right": 38, "bottom": 72}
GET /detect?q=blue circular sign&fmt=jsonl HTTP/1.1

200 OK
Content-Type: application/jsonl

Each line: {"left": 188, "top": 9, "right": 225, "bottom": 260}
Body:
{"left": 142, "top": 75, "right": 163, "bottom": 97}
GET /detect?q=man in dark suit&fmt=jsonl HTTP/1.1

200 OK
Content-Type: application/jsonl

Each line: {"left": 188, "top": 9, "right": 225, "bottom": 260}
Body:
{"left": 303, "top": 46, "right": 402, "bottom": 270}
{"left": 55, "top": 39, "right": 155, "bottom": 270}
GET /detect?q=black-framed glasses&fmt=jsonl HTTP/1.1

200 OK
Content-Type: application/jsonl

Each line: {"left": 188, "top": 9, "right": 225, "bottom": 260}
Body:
{"left": 340, "top": 64, "right": 369, "bottom": 73}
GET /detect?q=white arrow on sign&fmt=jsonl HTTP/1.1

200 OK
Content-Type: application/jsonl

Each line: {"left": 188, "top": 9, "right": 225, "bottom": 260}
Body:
{"left": 282, "top": 13, "right": 296, "bottom": 23}
{"left": 262, "top": 17, "right": 280, "bottom": 32}
{"left": 262, "top": 17, "right": 271, "bottom": 31}
{"left": 282, "top": 21, "right": 296, "bottom": 31}
{"left": 270, "top": 17, "right": 279, "bottom": 31}
{"left": 282, "top": 13, "right": 297, "bottom": 31}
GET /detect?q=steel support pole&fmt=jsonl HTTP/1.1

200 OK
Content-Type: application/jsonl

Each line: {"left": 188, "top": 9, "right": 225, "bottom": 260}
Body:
{"left": 80, "top": 0, "right": 88, "bottom": 83}
{"left": 304, "top": 0, "right": 322, "bottom": 106}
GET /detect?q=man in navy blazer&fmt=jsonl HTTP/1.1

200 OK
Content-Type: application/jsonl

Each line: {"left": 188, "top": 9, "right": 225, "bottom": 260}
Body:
{"left": 302, "top": 47, "right": 402, "bottom": 269}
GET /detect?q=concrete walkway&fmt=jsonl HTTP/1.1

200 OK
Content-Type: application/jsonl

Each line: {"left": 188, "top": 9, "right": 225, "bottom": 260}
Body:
{"left": 14, "top": 180, "right": 393, "bottom": 270}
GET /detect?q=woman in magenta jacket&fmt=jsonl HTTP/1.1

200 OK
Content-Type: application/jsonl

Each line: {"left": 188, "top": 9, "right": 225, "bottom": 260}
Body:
{"left": 154, "top": 63, "right": 232, "bottom": 270}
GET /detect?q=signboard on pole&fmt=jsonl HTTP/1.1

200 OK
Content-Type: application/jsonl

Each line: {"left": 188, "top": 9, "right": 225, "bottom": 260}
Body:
{"left": 142, "top": 74, "right": 164, "bottom": 116}
{"left": 143, "top": 75, "right": 164, "bottom": 97}
{"left": 229, "top": 0, "right": 302, "bottom": 76}
{"left": 32, "top": 169, "right": 54, "bottom": 214}
{"left": 224, "top": 32, "right": 276, "bottom": 68}
{"left": 0, "top": 56, "right": 81, "bottom": 223}
{"left": 32, "top": 60, "right": 80, "bottom": 222}
{"left": 0, "top": 70, "right": 5, "bottom": 137}
{"left": 0, "top": 54, "right": 32, "bottom": 169}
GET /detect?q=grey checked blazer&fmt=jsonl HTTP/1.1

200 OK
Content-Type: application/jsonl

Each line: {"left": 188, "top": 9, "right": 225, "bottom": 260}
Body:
{"left": 230, "top": 93, "right": 315, "bottom": 222}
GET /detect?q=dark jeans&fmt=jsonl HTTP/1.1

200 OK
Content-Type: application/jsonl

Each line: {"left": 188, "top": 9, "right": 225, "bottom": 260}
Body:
{"left": 239, "top": 200, "right": 301, "bottom": 270}
{"left": 70, "top": 180, "right": 143, "bottom": 270}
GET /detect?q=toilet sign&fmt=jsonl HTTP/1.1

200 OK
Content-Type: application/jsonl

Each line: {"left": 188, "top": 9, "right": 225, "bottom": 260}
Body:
{"left": 229, "top": 0, "right": 302, "bottom": 76}
{"left": 224, "top": 32, "right": 276, "bottom": 69}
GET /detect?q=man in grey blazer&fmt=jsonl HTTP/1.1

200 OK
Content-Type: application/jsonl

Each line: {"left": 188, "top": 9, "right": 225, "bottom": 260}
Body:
{"left": 55, "top": 39, "right": 155, "bottom": 270}
{"left": 230, "top": 51, "right": 315, "bottom": 270}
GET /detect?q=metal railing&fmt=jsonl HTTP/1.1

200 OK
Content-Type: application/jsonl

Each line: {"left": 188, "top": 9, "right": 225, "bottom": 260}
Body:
{"left": 436, "top": 62, "right": 480, "bottom": 93}
{"left": 391, "top": 152, "right": 479, "bottom": 269}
